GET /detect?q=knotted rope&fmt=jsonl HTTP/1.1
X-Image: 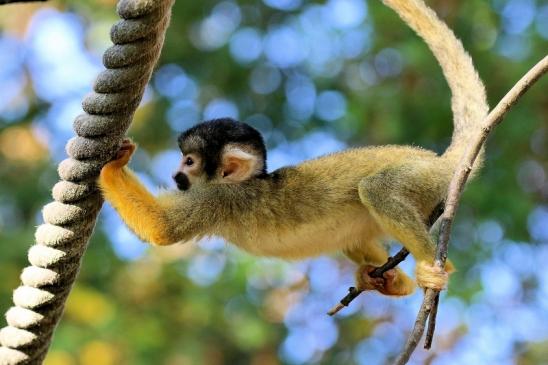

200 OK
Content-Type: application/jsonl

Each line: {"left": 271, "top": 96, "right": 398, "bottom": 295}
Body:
{"left": 0, "top": 0, "right": 173, "bottom": 363}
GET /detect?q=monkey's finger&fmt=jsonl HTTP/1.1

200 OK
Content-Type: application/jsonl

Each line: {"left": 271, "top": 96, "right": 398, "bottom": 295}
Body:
{"left": 382, "top": 269, "right": 396, "bottom": 281}
{"left": 119, "top": 144, "right": 135, "bottom": 151}
{"left": 120, "top": 138, "right": 136, "bottom": 150}
{"left": 358, "top": 271, "right": 386, "bottom": 291}
{"left": 116, "top": 150, "right": 128, "bottom": 160}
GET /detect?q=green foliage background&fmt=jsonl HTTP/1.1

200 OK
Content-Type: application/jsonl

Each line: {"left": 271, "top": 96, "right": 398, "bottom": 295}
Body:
{"left": 0, "top": 0, "right": 546, "bottom": 364}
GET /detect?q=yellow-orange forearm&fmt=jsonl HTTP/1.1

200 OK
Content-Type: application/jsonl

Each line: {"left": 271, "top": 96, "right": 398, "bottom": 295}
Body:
{"left": 98, "top": 165, "right": 177, "bottom": 245}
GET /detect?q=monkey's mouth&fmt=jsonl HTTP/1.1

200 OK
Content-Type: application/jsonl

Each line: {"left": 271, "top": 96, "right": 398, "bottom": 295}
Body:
{"left": 176, "top": 183, "right": 188, "bottom": 191}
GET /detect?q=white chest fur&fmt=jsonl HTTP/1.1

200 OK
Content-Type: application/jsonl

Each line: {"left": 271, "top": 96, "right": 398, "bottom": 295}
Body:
{"left": 226, "top": 206, "right": 384, "bottom": 259}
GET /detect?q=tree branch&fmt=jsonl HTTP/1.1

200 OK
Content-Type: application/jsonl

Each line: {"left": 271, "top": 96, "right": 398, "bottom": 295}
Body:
{"left": 394, "top": 55, "right": 548, "bottom": 365}
{"left": 327, "top": 249, "right": 410, "bottom": 316}
{"left": 327, "top": 201, "right": 445, "bottom": 316}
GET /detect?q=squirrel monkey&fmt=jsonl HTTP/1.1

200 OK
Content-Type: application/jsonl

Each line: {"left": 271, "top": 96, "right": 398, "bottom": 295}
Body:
{"left": 99, "top": 0, "right": 488, "bottom": 296}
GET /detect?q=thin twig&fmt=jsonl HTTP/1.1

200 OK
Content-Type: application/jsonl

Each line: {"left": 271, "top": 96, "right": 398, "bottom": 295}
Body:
{"left": 328, "top": 201, "right": 446, "bottom": 316}
{"left": 371, "top": 248, "right": 411, "bottom": 277}
{"left": 327, "top": 249, "right": 410, "bottom": 316}
{"left": 328, "top": 201, "right": 445, "bottom": 316}
{"left": 326, "top": 287, "right": 363, "bottom": 316}
{"left": 394, "top": 55, "right": 548, "bottom": 365}
{"left": 424, "top": 291, "right": 439, "bottom": 348}
{"left": 396, "top": 289, "right": 438, "bottom": 365}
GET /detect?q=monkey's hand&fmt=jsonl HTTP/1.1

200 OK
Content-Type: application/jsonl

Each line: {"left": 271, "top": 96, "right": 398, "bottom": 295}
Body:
{"left": 415, "top": 260, "right": 455, "bottom": 291}
{"left": 105, "top": 138, "right": 137, "bottom": 169}
{"left": 98, "top": 137, "right": 184, "bottom": 246}
{"left": 356, "top": 265, "right": 415, "bottom": 297}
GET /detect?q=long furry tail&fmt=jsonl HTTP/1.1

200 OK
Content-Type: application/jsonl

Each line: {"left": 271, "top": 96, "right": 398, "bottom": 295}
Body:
{"left": 382, "top": 0, "right": 489, "bottom": 164}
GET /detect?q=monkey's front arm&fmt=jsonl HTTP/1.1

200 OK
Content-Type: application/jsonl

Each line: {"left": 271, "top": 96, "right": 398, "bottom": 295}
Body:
{"left": 99, "top": 140, "right": 182, "bottom": 246}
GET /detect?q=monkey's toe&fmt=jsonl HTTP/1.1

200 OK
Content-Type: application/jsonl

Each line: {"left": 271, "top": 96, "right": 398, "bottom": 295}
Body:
{"left": 357, "top": 265, "right": 414, "bottom": 296}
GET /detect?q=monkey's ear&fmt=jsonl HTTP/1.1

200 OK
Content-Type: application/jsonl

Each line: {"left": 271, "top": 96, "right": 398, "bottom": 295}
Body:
{"left": 221, "top": 147, "right": 261, "bottom": 182}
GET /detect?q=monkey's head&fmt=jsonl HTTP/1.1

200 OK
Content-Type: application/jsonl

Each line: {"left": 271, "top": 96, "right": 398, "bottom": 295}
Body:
{"left": 173, "top": 118, "right": 267, "bottom": 190}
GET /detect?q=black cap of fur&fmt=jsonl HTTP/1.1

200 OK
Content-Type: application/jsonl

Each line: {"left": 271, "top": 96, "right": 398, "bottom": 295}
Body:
{"left": 178, "top": 118, "right": 267, "bottom": 178}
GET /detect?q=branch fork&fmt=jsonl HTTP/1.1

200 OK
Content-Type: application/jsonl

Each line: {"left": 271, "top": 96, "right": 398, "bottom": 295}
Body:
{"left": 327, "top": 55, "right": 548, "bottom": 365}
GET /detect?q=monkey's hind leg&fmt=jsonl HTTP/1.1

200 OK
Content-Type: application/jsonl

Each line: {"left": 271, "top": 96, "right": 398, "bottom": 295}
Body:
{"left": 357, "top": 170, "right": 454, "bottom": 291}
{"left": 344, "top": 241, "right": 415, "bottom": 296}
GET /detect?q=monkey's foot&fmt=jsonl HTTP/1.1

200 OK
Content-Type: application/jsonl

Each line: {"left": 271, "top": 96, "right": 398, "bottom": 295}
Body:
{"left": 415, "top": 261, "right": 451, "bottom": 290}
{"left": 356, "top": 265, "right": 415, "bottom": 297}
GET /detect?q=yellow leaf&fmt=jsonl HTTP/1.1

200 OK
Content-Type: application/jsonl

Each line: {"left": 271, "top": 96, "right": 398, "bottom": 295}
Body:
{"left": 64, "top": 285, "right": 114, "bottom": 327}
{"left": 43, "top": 350, "right": 75, "bottom": 365}
{"left": 0, "top": 125, "right": 47, "bottom": 164}
{"left": 80, "top": 341, "right": 120, "bottom": 365}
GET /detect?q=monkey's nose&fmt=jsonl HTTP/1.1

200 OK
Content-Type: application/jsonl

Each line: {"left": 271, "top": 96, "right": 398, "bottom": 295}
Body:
{"left": 172, "top": 171, "right": 184, "bottom": 184}
{"left": 173, "top": 172, "right": 190, "bottom": 191}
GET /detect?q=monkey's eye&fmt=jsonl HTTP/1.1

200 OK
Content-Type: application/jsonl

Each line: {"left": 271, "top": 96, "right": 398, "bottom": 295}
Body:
{"left": 185, "top": 157, "right": 194, "bottom": 166}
